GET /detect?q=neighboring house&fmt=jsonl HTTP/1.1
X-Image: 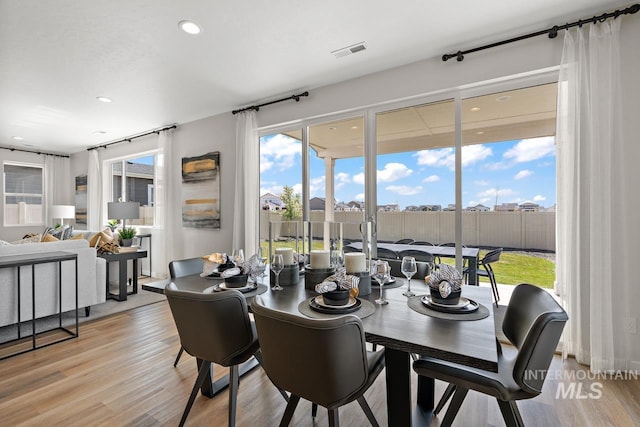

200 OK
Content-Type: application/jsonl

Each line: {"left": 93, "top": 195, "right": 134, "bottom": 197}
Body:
{"left": 260, "top": 193, "right": 284, "bottom": 211}
{"left": 309, "top": 197, "right": 326, "bottom": 211}
{"left": 495, "top": 203, "right": 519, "bottom": 212}
{"left": 347, "top": 201, "right": 364, "bottom": 211}
{"left": 519, "top": 202, "right": 540, "bottom": 212}
{"left": 111, "top": 162, "right": 154, "bottom": 207}
{"left": 377, "top": 204, "right": 400, "bottom": 212}
{"left": 443, "top": 204, "right": 457, "bottom": 211}
{"left": 466, "top": 204, "right": 491, "bottom": 212}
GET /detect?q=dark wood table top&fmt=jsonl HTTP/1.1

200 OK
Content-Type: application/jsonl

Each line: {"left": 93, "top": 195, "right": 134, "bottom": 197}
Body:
{"left": 0, "top": 250, "right": 78, "bottom": 268}
{"left": 97, "top": 250, "right": 147, "bottom": 261}
{"left": 144, "top": 274, "right": 498, "bottom": 372}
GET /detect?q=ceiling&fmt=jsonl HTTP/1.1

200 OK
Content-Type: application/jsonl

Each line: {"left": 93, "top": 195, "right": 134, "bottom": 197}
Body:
{"left": 0, "top": 0, "right": 623, "bottom": 155}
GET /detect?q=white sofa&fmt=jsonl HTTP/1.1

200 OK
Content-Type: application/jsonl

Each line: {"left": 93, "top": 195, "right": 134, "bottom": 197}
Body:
{"left": 0, "top": 239, "right": 106, "bottom": 327}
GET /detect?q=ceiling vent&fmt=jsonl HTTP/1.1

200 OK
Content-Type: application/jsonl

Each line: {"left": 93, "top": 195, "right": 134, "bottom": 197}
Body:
{"left": 332, "top": 42, "right": 367, "bottom": 59}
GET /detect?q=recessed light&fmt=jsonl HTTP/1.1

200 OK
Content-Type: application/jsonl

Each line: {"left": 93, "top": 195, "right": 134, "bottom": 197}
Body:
{"left": 97, "top": 97, "right": 112, "bottom": 103}
{"left": 179, "top": 20, "right": 201, "bottom": 34}
{"left": 93, "top": 130, "right": 107, "bottom": 135}
{"left": 12, "top": 136, "right": 24, "bottom": 140}
{"left": 470, "top": 107, "right": 481, "bottom": 112}
{"left": 496, "top": 95, "right": 512, "bottom": 102}
{"left": 328, "top": 126, "right": 337, "bottom": 131}
{"left": 476, "top": 131, "right": 484, "bottom": 135}
{"left": 23, "top": 143, "right": 36, "bottom": 148}
{"left": 351, "top": 126, "right": 359, "bottom": 130}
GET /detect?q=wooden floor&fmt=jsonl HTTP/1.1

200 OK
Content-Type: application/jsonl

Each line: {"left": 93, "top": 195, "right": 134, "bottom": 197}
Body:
{"left": 0, "top": 300, "right": 638, "bottom": 427}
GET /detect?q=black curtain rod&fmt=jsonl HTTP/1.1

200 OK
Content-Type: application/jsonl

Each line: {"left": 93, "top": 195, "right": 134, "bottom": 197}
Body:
{"left": 442, "top": 3, "right": 640, "bottom": 62}
{"left": 232, "top": 91, "right": 309, "bottom": 115}
{"left": 0, "top": 145, "right": 69, "bottom": 158}
{"left": 87, "top": 125, "right": 177, "bottom": 151}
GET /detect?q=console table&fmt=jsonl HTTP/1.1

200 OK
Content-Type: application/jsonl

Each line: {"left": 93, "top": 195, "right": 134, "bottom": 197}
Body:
{"left": 98, "top": 250, "right": 147, "bottom": 301}
{"left": 0, "top": 251, "right": 78, "bottom": 360}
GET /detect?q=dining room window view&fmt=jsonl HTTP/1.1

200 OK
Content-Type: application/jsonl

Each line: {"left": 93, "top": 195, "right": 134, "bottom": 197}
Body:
{"left": 259, "top": 83, "right": 558, "bottom": 296}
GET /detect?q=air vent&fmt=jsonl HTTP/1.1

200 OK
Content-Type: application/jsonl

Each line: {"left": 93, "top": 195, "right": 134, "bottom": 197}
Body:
{"left": 331, "top": 42, "right": 367, "bottom": 59}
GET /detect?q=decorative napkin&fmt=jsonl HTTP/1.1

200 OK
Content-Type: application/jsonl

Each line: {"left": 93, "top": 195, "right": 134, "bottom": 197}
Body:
{"left": 244, "top": 253, "right": 266, "bottom": 280}
{"left": 315, "top": 281, "right": 338, "bottom": 294}
{"left": 220, "top": 267, "right": 241, "bottom": 278}
{"left": 426, "top": 263, "right": 463, "bottom": 298}
{"left": 321, "top": 269, "right": 361, "bottom": 291}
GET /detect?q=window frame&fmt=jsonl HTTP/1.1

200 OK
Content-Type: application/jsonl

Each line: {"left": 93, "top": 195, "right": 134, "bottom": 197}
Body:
{"left": 3, "top": 161, "right": 45, "bottom": 227}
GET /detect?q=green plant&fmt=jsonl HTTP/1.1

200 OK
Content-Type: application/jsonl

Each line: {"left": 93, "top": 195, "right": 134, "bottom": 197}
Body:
{"left": 280, "top": 185, "right": 302, "bottom": 220}
{"left": 118, "top": 227, "right": 137, "bottom": 240}
{"left": 106, "top": 219, "right": 119, "bottom": 231}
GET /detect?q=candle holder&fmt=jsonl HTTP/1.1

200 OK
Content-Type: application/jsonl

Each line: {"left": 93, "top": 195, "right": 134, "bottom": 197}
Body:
{"left": 270, "top": 264, "right": 300, "bottom": 286}
{"left": 304, "top": 265, "right": 336, "bottom": 290}
{"left": 352, "top": 271, "right": 372, "bottom": 296}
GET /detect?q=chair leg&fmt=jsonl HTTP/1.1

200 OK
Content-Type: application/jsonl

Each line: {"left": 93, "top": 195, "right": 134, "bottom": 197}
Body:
{"left": 440, "top": 387, "right": 468, "bottom": 427}
{"left": 311, "top": 403, "right": 318, "bottom": 418}
{"left": 174, "top": 346, "right": 184, "bottom": 367}
{"left": 254, "top": 351, "right": 289, "bottom": 402}
{"left": 179, "top": 361, "right": 212, "bottom": 427}
{"left": 487, "top": 266, "right": 500, "bottom": 306}
{"left": 497, "top": 400, "right": 525, "bottom": 427}
{"left": 435, "top": 383, "right": 457, "bottom": 415}
{"left": 328, "top": 408, "right": 339, "bottom": 427}
{"left": 228, "top": 365, "right": 239, "bottom": 427}
{"left": 356, "top": 396, "right": 379, "bottom": 427}
{"left": 279, "top": 395, "right": 300, "bottom": 427}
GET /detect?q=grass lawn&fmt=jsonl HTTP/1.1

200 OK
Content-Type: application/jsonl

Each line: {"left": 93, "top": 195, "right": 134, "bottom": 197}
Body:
{"left": 261, "top": 241, "right": 556, "bottom": 289}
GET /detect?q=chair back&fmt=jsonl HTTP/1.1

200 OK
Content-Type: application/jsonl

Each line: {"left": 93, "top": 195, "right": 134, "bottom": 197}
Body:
{"left": 165, "top": 284, "right": 258, "bottom": 366}
{"left": 503, "top": 284, "right": 568, "bottom": 396}
{"left": 375, "top": 247, "right": 398, "bottom": 260}
{"left": 394, "top": 238, "right": 415, "bottom": 244}
{"left": 398, "top": 249, "right": 434, "bottom": 263}
{"left": 388, "top": 259, "right": 430, "bottom": 280}
{"left": 481, "top": 248, "right": 502, "bottom": 266}
{"left": 169, "top": 257, "right": 204, "bottom": 279}
{"left": 439, "top": 242, "right": 467, "bottom": 248}
{"left": 251, "top": 296, "right": 370, "bottom": 408}
{"left": 413, "top": 241, "right": 435, "bottom": 246}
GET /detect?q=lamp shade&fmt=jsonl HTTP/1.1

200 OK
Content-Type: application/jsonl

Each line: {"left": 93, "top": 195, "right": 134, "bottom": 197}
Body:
{"left": 51, "top": 205, "right": 75, "bottom": 219}
{"left": 108, "top": 201, "right": 140, "bottom": 220}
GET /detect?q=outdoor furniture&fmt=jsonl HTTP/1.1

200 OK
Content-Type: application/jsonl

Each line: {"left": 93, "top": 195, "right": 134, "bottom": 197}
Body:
{"left": 394, "top": 238, "right": 415, "bottom": 244}
{"left": 464, "top": 248, "right": 502, "bottom": 305}
{"left": 397, "top": 249, "right": 435, "bottom": 264}
{"left": 168, "top": 257, "right": 205, "bottom": 367}
{"left": 252, "top": 296, "right": 385, "bottom": 427}
{"left": 414, "top": 283, "right": 567, "bottom": 427}
{"left": 436, "top": 242, "right": 467, "bottom": 265}
{"left": 375, "top": 247, "right": 399, "bottom": 260}
{"left": 413, "top": 241, "right": 435, "bottom": 246}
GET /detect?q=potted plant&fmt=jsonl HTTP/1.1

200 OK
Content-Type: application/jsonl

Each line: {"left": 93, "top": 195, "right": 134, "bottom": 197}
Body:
{"left": 118, "top": 227, "right": 137, "bottom": 247}
{"left": 106, "top": 219, "right": 119, "bottom": 232}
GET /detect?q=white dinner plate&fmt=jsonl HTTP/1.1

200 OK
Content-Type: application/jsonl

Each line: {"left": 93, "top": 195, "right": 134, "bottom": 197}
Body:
{"left": 315, "top": 295, "right": 357, "bottom": 309}
{"left": 422, "top": 295, "right": 471, "bottom": 309}
{"left": 219, "top": 282, "right": 256, "bottom": 292}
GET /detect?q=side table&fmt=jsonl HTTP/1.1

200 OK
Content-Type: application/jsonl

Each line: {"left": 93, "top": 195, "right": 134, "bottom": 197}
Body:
{"left": 0, "top": 251, "right": 78, "bottom": 360}
{"left": 135, "top": 233, "right": 152, "bottom": 277}
{"left": 98, "top": 250, "right": 147, "bottom": 301}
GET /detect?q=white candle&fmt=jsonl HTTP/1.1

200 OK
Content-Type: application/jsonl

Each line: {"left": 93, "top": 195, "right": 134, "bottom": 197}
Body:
{"left": 345, "top": 252, "right": 366, "bottom": 273}
{"left": 275, "top": 248, "right": 294, "bottom": 265}
{"left": 310, "top": 250, "right": 330, "bottom": 269}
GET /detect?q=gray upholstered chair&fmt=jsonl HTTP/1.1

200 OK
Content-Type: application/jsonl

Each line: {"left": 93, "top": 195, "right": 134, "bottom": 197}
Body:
{"left": 168, "top": 257, "right": 205, "bottom": 367}
{"left": 251, "top": 296, "right": 385, "bottom": 427}
{"left": 165, "top": 284, "right": 283, "bottom": 427}
{"left": 413, "top": 283, "right": 568, "bottom": 427}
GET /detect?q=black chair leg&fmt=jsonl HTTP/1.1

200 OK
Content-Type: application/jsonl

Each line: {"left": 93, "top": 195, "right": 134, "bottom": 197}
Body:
{"left": 174, "top": 346, "right": 185, "bottom": 367}
{"left": 179, "top": 361, "right": 212, "bottom": 427}
{"left": 497, "top": 399, "right": 525, "bottom": 427}
{"left": 328, "top": 408, "right": 339, "bottom": 427}
{"left": 311, "top": 403, "right": 318, "bottom": 418}
{"left": 356, "top": 396, "right": 379, "bottom": 427}
{"left": 254, "top": 351, "right": 289, "bottom": 402}
{"left": 279, "top": 395, "right": 300, "bottom": 427}
{"left": 435, "top": 383, "right": 457, "bottom": 415}
{"left": 441, "top": 387, "right": 468, "bottom": 427}
{"left": 228, "top": 365, "right": 239, "bottom": 427}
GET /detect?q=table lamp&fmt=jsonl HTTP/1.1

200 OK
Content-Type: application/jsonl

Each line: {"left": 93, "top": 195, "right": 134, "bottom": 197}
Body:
{"left": 51, "top": 205, "right": 75, "bottom": 227}
{"left": 107, "top": 201, "right": 140, "bottom": 229}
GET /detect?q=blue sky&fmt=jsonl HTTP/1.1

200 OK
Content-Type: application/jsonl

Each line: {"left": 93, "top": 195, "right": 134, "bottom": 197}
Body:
{"left": 260, "top": 134, "right": 556, "bottom": 210}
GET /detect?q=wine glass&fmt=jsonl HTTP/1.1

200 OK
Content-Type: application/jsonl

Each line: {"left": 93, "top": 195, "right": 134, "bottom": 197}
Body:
{"left": 401, "top": 256, "right": 417, "bottom": 297}
{"left": 331, "top": 249, "right": 345, "bottom": 271}
{"left": 270, "top": 254, "right": 284, "bottom": 291}
{"left": 371, "top": 260, "right": 390, "bottom": 305}
{"left": 232, "top": 249, "right": 245, "bottom": 266}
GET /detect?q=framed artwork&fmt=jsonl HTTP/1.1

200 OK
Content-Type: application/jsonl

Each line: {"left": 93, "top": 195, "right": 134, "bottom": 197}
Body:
{"left": 181, "top": 152, "right": 220, "bottom": 229}
{"left": 75, "top": 175, "right": 87, "bottom": 224}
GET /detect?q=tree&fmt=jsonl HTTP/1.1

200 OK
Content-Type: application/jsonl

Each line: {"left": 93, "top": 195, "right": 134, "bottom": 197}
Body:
{"left": 280, "top": 185, "right": 302, "bottom": 220}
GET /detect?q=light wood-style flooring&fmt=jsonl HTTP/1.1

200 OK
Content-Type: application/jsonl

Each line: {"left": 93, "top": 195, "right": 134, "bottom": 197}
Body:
{"left": 0, "top": 300, "right": 638, "bottom": 426}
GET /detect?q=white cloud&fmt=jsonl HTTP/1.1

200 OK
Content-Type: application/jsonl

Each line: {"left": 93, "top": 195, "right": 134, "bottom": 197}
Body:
{"left": 474, "top": 179, "right": 489, "bottom": 186}
{"left": 336, "top": 172, "right": 350, "bottom": 183}
{"left": 386, "top": 185, "right": 422, "bottom": 196}
{"left": 414, "top": 145, "right": 492, "bottom": 170}
{"left": 260, "top": 134, "right": 301, "bottom": 172}
{"left": 353, "top": 172, "right": 365, "bottom": 185}
{"left": 260, "top": 185, "right": 283, "bottom": 196}
{"left": 478, "top": 187, "right": 517, "bottom": 199}
{"left": 422, "top": 175, "right": 440, "bottom": 183}
{"left": 533, "top": 194, "right": 546, "bottom": 202}
{"left": 514, "top": 170, "right": 533, "bottom": 180}
{"left": 309, "top": 176, "right": 325, "bottom": 196}
{"left": 503, "top": 136, "right": 555, "bottom": 163}
{"left": 354, "top": 193, "right": 365, "bottom": 201}
{"left": 378, "top": 162, "right": 413, "bottom": 182}
{"left": 467, "top": 200, "right": 478, "bottom": 206}
{"left": 292, "top": 183, "right": 302, "bottom": 195}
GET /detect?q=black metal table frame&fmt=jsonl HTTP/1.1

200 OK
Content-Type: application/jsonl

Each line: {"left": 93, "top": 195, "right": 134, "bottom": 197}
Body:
{"left": 135, "top": 233, "right": 152, "bottom": 277}
{"left": 100, "top": 250, "right": 148, "bottom": 301}
{"left": 0, "top": 251, "right": 79, "bottom": 360}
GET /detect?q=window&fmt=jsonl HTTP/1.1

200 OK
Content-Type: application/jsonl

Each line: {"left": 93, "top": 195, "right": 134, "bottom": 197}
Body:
{"left": 3, "top": 162, "right": 44, "bottom": 226}
{"left": 108, "top": 153, "right": 156, "bottom": 226}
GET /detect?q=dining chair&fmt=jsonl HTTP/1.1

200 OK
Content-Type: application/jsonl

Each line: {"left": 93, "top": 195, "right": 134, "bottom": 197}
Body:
{"left": 464, "top": 248, "right": 502, "bottom": 305}
{"left": 251, "top": 296, "right": 385, "bottom": 427}
{"left": 397, "top": 249, "right": 435, "bottom": 264}
{"left": 394, "top": 238, "right": 415, "bottom": 244}
{"left": 168, "top": 257, "right": 205, "bottom": 367}
{"left": 413, "top": 283, "right": 568, "bottom": 427}
{"left": 165, "top": 284, "right": 286, "bottom": 427}
{"left": 375, "top": 247, "right": 399, "bottom": 260}
{"left": 436, "top": 242, "right": 467, "bottom": 265}
{"left": 412, "top": 240, "right": 435, "bottom": 246}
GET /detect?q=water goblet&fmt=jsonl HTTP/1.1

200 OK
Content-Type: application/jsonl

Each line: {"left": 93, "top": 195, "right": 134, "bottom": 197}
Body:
{"left": 401, "top": 256, "right": 417, "bottom": 297}
{"left": 270, "top": 254, "right": 284, "bottom": 291}
{"left": 232, "top": 249, "right": 245, "bottom": 266}
{"left": 371, "top": 260, "right": 390, "bottom": 305}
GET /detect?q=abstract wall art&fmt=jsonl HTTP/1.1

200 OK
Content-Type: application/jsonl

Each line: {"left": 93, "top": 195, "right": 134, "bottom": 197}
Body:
{"left": 181, "top": 152, "right": 220, "bottom": 229}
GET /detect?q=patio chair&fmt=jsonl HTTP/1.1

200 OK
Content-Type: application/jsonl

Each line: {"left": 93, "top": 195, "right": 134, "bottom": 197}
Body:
{"left": 412, "top": 241, "right": 435, "bottom": 246}
{"left": 394, "top": 238, "right": 415, "bottom": 244}
{"left": 464, "top": 248, "right": 502, "bottom": 305}
{"left": 437, "top": 242, "right": 467, "bottom": 266}
{"left": 375, "top": 247, "right": 399, "bottom": 260}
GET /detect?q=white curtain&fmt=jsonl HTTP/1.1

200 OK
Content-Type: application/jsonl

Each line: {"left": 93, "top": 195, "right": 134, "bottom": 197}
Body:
{"left": 233, "top": 111, "right": 260, "bottom": 255}
{"left": 556, "top": 19, "right": 628, "bottom": 372}
{"left": 87, "top": 150, "right": 103, "bottom": 231}
{"left": 44, "top": 155, "right": 71, "bottom": 223}
{"left": 154, "top": 129, "right": 175, "bottom": 278}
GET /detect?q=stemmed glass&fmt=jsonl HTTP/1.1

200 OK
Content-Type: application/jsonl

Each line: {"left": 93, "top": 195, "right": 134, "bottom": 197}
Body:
{"left": 371, "top": 260, "right": 390, "bottom": 305}
{"left": 232, "top": 249, "right": 245, "bottom": 267}
{"left": 401, "top": 256, "right": 417, "bottom": 297}
{"left": 270, "top": 254, "right": 284, "bottom": 291}
{"left": 331, "top": 249, "right": 345, "bottom": 271}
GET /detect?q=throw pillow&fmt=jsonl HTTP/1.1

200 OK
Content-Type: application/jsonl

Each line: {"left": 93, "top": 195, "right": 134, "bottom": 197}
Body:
{"left": 62, "top": 226, "right": 73, "bottom": 240}
{"left": 70, "top": 233, "right": 84, "bottom": 240}
{"left": 11, "top": 234, "right": 42, "bottom": 244}
{"left": 42, "top": 233, "right": 59, "bottom": 242}
{"left": 89, "top": 231, "right": 114, "bottom": 247}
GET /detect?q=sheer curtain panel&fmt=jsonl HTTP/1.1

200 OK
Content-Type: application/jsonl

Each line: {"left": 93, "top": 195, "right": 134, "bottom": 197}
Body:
{"left": 87, "top": 150, "right": 103, "bottom": 231}
{"left": 556, "top": 19, "right": 629, "bottom": 372}
{"left": 155, "top": 129, "right": 175, "bottom": 278}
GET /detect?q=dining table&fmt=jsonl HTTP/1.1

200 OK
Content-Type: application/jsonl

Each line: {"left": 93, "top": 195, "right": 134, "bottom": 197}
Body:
{"left": 345, "top": 242, "right": 481, "bottom": 286}
{"left": 143, "top": 272, "right": 498, "bottom": 426}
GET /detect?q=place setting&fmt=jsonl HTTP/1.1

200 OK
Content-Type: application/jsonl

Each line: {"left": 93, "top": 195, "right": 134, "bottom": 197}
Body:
{"left": 202, "top": 249, "right": 269, "bottom": 296}
{"left": 406, "top": 264, "right": 489, "bottom": 321}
